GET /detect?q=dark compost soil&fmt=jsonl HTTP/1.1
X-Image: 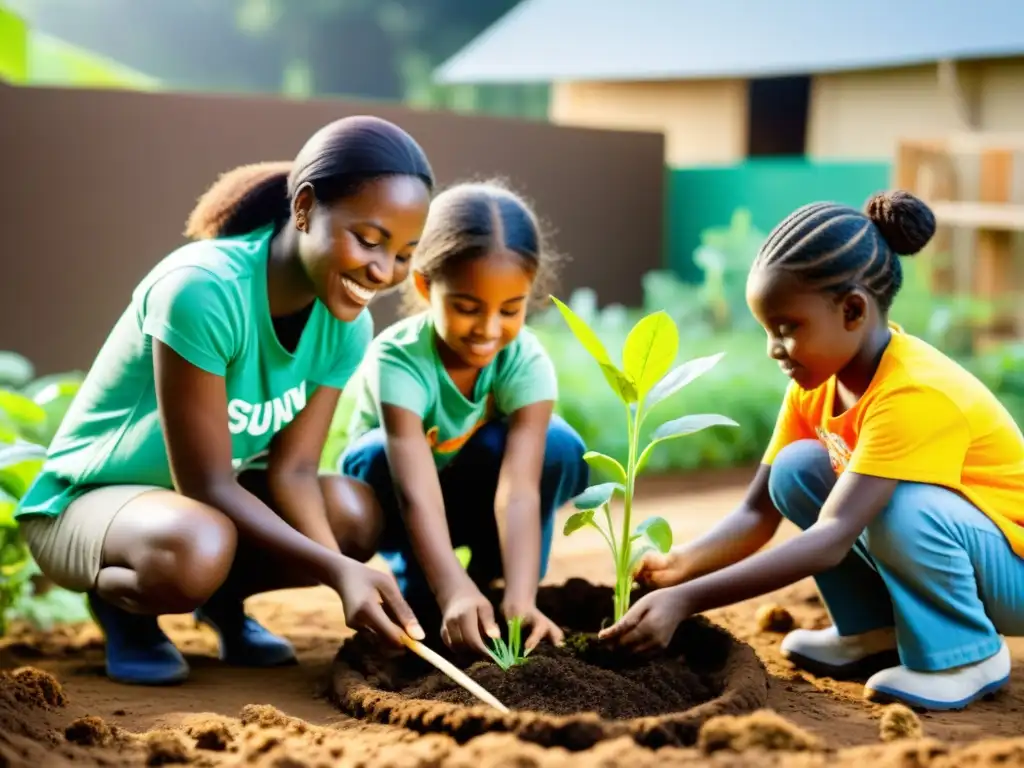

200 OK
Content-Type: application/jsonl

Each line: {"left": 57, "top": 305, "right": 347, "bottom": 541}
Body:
{"left": 331, "top": 578, "right": 770, "bottom": 750}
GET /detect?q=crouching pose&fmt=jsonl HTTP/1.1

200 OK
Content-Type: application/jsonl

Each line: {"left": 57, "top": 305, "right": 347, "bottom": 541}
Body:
{"left": 15, "top": 115, "right": 435, "bottom": 685}
{"left": 340, "top": 181, "right": 589, "bottom": 656}
{"left": 601, "top": 190, "right": 1024, "bottom": 711}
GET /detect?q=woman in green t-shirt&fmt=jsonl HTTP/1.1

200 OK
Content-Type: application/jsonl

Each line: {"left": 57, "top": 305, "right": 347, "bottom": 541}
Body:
{"left": 16, "top": 116, "right": 434, "bottom": 685}
{"left": 340, "top": 180, "right": 589, "bottom": 657}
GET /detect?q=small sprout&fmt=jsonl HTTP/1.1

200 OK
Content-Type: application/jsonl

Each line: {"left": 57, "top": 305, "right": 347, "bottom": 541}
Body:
{"left": 486, "top": 616, "right": 531, "bottom": 671}
{"left": 562, "top": 632, "right": 590, "bottom": 656}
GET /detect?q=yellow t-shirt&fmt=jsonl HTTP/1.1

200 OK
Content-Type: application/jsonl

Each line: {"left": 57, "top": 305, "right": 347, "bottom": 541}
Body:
{"left": 762, "top": 328, "right": 1024, "bottom": 557}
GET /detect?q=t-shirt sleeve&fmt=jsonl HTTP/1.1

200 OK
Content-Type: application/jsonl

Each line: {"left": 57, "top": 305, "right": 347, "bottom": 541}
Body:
{"left": 493, "top": 330, "right": 558, "bottom": 413}
{"left": 140, "top": 267, "right": 239, "bottom": 376}
{"left": 312, "top": 310, "right": 374, "bottom": 391}
{"left": 846, "top": 386, "right": 970, "bottom": 484}
{"left": 373, "top": 344, "right": 431, "bottom": 419}
{"left": 761, "top": 381, "right": 815, "bottom": 464}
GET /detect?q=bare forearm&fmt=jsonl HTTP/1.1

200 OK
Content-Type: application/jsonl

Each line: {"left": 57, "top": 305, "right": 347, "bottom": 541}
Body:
{"left": 266, "top": 470, "right": 341, "bottom": 554}
{"left": 188, "top": 477, "right": 340, "bottom": 584}
{"left": 672, "top": 503, "right": 781, "bottom": 582}
{"left": 683, "top": 524, "right": 845, "bottom": 614}
{"left": 499, "top": 495, "right": 541, "bottom": 605}
{"left": 402, "top": 501, "right": 471, "bottom": 602}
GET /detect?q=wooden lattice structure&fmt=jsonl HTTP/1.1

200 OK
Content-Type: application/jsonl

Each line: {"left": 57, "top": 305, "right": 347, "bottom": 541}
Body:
{"left": 894, "top": 133, "right": 1024, "bottom": 343}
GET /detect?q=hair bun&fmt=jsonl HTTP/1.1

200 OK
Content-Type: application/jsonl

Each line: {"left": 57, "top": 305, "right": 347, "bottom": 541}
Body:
{"left": 864, "top": 190, "right": 937, "bottom": 256}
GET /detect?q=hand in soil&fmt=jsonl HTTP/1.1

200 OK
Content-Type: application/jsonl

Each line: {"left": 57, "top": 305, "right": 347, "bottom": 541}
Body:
{"left": 598, "top": 584, "right": 690, "bottom": 652}
{"left": 634, "top": 548, "right": 689, "bottom": 588}
{"left": 333, "top": 557, "right": 425, "bottom": 646}
{"left": 439, "top": 583, "right": 500, "bottom": 655}
{"left": 500, "top": 599, "right": 564, "bottom": 650}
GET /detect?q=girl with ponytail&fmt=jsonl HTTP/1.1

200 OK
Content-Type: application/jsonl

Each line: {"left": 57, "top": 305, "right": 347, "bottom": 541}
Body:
{"left": 15, "top": 116, "right": 435, "bottom": 686}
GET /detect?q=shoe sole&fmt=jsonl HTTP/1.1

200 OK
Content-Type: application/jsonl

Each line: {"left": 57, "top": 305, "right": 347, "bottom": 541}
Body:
{"left": 865, "top": 673, "right": 1010, "bottom": 711}
{"left": 783, "top": 647, "right": 901, "bottom": 680}
{"left": 106, "top": 666, "right": 190, "bottom": 686}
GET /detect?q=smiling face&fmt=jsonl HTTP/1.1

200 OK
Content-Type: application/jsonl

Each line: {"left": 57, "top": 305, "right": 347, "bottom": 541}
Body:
{"left": 745, "top": 266, "right": 869, "bottom": 391}
{"left": 422, "top": 248, "right": 536, "bottom": 370}
{"left": 295, "top": 174, "right": 431, "bottom": 322}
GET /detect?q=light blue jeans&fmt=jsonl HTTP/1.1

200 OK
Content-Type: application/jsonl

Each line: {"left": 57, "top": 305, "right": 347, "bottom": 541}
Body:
{"left": 770, "top": 439, "right": 1024, "bottom": 672}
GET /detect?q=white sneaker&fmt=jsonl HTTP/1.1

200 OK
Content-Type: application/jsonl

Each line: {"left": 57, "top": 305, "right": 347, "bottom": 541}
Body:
{"left": 864, "top": 639, "right": 1011, "bottom": 711}
{"left": 780, "top": 625, "right": 899, "bottom": 678}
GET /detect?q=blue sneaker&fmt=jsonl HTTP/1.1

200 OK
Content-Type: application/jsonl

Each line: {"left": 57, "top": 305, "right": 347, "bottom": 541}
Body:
{"left": 195, "top": 598, "right": 296, "bottom": 667}
{"left": 87, "top": 592, "right": 190, "bottom": 686}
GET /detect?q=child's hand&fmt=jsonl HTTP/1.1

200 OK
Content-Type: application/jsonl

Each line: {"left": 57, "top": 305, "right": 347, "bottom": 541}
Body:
{"left": 597, "top": 586, "right": 690, "bottom": 653}
{"left": 439, "top": 583, "right": 501, "bottom": 655}
{"left": 502, "top": 599, "right": 565, "bottom": 651}
{"left": 634, "top": 547, "right": 690, "bottom": 588}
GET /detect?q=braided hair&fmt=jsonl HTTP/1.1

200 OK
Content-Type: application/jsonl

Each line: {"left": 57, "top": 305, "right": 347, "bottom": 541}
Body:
{"left": 752, "top": 190, "right": 937, "bottom": 312}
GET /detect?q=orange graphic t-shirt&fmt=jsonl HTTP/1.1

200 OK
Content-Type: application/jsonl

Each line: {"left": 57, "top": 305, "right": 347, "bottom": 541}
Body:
{"left": 762, "top": 328, "right": 1024, "bottom": 557}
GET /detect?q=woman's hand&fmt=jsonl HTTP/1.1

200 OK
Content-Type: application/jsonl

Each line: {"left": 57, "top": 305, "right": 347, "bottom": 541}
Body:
{"left": 597, "top": 585, "right": 691, "bottom": 653}
{"left": 439, "top": 581, "right": 501, "bottom": 655}
{"left": 502, "top": 598, "right": 564, "bottom": 650}
{"left": 332, "top": 557, "right": 424, "bottom": 647}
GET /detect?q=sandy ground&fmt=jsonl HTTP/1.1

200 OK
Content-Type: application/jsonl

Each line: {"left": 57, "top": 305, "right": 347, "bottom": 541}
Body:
{"left": 2, "top": 468, "right": 1023, "bottom": 766}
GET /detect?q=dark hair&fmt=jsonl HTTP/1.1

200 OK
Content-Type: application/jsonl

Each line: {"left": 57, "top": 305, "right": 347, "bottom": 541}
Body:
{"left": 401, "top": 179, "right": 560, "bottom": 313}
{"left": 752, "top": 190, "right": 937, "bottom": 312}
{"left": 184, "top": 115, "right": 434, "bottom": 240}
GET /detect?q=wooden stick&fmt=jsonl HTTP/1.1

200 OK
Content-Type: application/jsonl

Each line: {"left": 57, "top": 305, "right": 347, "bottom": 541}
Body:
{"left": 399, "top": 634, "right": 510, "bottom": 713}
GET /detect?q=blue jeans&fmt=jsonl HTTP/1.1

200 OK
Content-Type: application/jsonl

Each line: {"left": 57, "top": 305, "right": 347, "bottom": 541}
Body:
{"left": 339, "top": 415, "right": 588, "bottom": 604}
{"left": 770, "top": 439, "right": 1024, "bottom": 671}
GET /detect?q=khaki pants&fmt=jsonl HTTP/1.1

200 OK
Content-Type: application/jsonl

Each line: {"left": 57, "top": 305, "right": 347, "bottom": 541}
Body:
{"left": 18, "top": 485, "right": 162, "bottom": 593}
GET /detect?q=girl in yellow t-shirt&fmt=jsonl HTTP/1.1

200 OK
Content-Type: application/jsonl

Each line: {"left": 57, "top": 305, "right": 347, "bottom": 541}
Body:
{"left": 600, "top": 190, "right": 1024, "bottom": 711}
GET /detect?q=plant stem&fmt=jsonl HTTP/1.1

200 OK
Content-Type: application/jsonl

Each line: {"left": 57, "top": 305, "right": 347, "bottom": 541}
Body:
{"left": 615, "top": 400, "right": 644, "bottom": 622}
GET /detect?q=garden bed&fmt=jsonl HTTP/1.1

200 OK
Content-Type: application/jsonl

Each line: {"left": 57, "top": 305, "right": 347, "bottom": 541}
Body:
{"left": 330, "top": 578, "right": 769, "bottom": 750}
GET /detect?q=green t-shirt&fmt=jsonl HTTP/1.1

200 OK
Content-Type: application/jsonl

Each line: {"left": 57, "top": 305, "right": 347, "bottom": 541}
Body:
{"left": 17, "top": 224, "right": 372, "bottom": 520}
{"left": 345, "top": 313, "right": 557, "bottom": 471}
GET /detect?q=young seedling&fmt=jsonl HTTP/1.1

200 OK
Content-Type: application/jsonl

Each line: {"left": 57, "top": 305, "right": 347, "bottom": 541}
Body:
{"left": 551, "top": 297, "right": 739, "bottom": 622}
{"left": 486, "top": 616, "right": 531, "bottom": 671}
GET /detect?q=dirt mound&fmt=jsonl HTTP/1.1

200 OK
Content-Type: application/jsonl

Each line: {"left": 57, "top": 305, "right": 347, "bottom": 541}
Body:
{"left": 333, "top": 579, "right": 770, "bottom": 750}
{"left": 697, "top": 709, "right": 823, "bottom": 753}
{"left": 0, "top": 666, "right": 67, "bottom": 741}
{"left": 401, "top": 639, "right": 713, "bottom": 719}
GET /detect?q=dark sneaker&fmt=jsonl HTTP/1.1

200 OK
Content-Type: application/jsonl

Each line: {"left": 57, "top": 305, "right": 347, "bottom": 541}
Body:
{"left": 195, "top": 599, "right": 296, "bottom": 667}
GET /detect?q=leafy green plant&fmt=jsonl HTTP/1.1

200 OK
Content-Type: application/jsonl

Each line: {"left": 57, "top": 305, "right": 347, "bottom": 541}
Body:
{"left": 486, "top": 615, "right": 530, "bottom": 670}
{"left": 550, "top": 297, "right": 739, "bottom": 622}
{"left": 0, "top": 351, "right": 88, "bottom": 636}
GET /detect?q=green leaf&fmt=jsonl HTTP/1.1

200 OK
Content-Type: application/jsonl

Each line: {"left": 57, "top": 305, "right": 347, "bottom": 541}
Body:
{"left": 0, "top": 389, "right": 47, "bottom": 433}
{"left": 0, "top": 486, "right": 16, "bottom": 527}
{"left": 563, "top": 509, "right": 596, "bottom": 535}
{"left": 454, "top": 546, "right": 472, "bottom": 570}
{"left": 571, "top": 482, "right": 624, "bottom": 511}
{"left": 622, "top": 311, "right": 679, "bottom": 399}
{"left": 636, "top": 413, "right": 740, "bottom": 474}
{"left": 0, "top": 352, "right": 34, "bottom": 390}
{"left": 583, "top": 451, "right": 627, "bottom": 485}
{"left": 550, "top": 295, "right": 637, "bottom": 403}
{"left": 0, "top": 443, "right": 46, "bottom": 499}
{"left": 645, "top": 352, "right": 727, "bottom": 414}
{"left": 634, "top": 516, "right": 673, "bottom": 553}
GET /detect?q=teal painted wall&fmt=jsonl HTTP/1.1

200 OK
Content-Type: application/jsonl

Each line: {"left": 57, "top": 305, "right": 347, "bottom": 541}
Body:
{"left": 667, "top": 159, "right": 892, "bottom": 280}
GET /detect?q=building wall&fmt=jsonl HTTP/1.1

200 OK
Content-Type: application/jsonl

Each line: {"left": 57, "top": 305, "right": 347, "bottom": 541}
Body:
{"left": 668, "top": 160, "right": 891, "bottom": 280}
{"left": 551, "top": 79, "right": 747, "bottom": 165}
{"left": 0, "top": 83, "right": 665, "bottom": 374}
{"left": 808, "top": 58, "right": 1024, "bottom": 159}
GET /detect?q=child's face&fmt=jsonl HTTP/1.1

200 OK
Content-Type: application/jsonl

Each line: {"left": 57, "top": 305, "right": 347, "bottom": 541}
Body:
{"left": 426, "top": 249, "right": 535, "bottom": 369}
{"left": 746, "top": 267, "right": 867, "bottom": 390}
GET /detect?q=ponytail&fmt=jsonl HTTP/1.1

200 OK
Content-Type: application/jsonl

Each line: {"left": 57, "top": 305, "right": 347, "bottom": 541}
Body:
{"left": 184, "top": 161, "right": 292, "bottom": 240}
{"left": 184, "top": 115, "right": 435, "bottom": 242}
